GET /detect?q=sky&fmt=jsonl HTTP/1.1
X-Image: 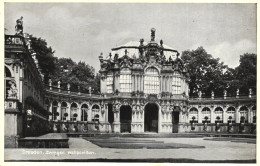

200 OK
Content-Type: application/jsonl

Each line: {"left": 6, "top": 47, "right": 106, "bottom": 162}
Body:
{"left": 4, "top": 3, "right": 256, "bottom": 72}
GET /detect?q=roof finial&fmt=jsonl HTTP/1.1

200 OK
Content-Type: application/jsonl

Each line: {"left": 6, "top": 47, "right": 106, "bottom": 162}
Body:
{"left": 151, "top": 28, "right": 156, "bottom": 41}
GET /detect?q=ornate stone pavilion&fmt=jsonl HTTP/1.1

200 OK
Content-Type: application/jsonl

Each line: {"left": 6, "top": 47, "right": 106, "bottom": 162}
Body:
{"left": 5, "top": 19, "right": 256, "bottom": 139}
{"left": 44, "top": 28, "right": 256, "bottom": 134}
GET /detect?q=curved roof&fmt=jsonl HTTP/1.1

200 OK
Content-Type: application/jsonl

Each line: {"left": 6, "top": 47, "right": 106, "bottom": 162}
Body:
{"left": 106, "top": 41, "right": 178, "bottom": 60}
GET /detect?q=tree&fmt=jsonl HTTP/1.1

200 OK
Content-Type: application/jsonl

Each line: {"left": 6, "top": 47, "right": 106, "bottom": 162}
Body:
{"left": 181, "top": 47, "right": 228, "bottom": 97}
{"left": 235, "top": 53, "right": 256, "bottom": 95}
{"left": 30, "top": 35, "right": 57, "bottom": 84}
{"left": 50, "top": 58, "right": 100, "bottom": 94}
{"left": 29, "top": 35, "right": 100, "bottom": 94}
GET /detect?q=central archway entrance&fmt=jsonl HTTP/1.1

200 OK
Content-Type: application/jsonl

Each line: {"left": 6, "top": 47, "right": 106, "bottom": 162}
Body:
{"left": 144, "top": 103, "right": 158, "bottom": 132}
{"left": 120, "top": 105, "right": 132, "bottom": 133}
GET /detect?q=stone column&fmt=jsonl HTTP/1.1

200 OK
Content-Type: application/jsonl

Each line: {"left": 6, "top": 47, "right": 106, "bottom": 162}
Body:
{"left": 49, "top": 102, "right": 52, "bottom": 120}
{"left": 134, "top": 74, "right": 137, "bottom": 92}
{"left": 77, "top": 105, "right": 81, "bottom": 121}
{"left": 178, "top": 111, "right": 183, "bottom": 123}
{"left": 141, "top": 75, "right": 144, "bottom": 91}
{"left": 169, "top": 76, "right": 173, "bottom": 93}
{"left": 137, "top": 74, "right": 140, "bottom": 91}
{"left": 210, "top": 107, "right": 214, "bottom": 123}
{"left": 132, "top": 75, "right": 135, "bottom": 92}
{"left": 235, "top": 107, "right": 239, "bottom": 123}
{"left": 67, "top": 103, "right": 71, "bottom": 121}
{"left": 161, "top": 76, "right": 164, "bottom": 92}
{"left": 158, "top": 108, "right": 162, "bottom": 133}
{"left": 198, "top": 107, "right": 202, "bottom": 123}
{"left": 105, "top": 104, "right": 108, "bottom": 122}
{"left": 113, "top": 107, "right": 120, "bottom": 133}
{"left": 57, "top": 102, "right": 61, "bottom": 120}
{"left": 159, "top": 76, "right": 162, "bottom": 92}
{"left": 223, "top": 107, "right": 227, "bottom": 123}
{"left": 87, "top": 106, "right": 92, "bottom": 122}
{"left": 115, "top": 74, "right": 120, "bottom": 92}
{"left": 140, "top": 109, "right": 145, "bottom": 132}
{"left": 165, "top": 76, "right": 168, "bottom": 92}
{"left": 248, "top": 107, "right": 252, "bottom": 123}
{"left": 163, "top": 76, "right": 167, "bottom": 92}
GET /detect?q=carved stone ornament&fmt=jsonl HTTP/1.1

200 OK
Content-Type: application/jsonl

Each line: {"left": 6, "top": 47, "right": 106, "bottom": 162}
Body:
{"left": 7, "top": 80, "right": 17, "bottom": 98}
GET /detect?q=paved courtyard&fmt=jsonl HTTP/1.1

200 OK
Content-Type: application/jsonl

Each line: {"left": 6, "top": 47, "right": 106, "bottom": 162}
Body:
{"left": 4, "top": 136, "right": 256, "bottom": 162}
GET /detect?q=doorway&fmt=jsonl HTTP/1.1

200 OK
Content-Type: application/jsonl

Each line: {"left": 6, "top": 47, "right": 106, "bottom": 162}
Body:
{"left": 144, "top": 103, "right": 158, "bottom": 132}
{"left": 172, "top": 107, "right": 180, "bottom": 133}
{"left": 120, "top": 105, "right": 132, "bottom": 133}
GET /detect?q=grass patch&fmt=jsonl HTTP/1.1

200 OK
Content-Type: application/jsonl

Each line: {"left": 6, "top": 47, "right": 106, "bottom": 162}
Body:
{"left": 84, "top": 137, "right": 205, "bottom": 149}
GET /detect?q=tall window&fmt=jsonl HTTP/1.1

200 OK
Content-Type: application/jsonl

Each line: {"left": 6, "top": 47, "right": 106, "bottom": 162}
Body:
{"left": 61, "top": 102, "right": 67, "bottom": 121}
{"left": 214, "top": 107, "right": 223, "bottom": 122}
{"left": 70, "top": 103, "right": 78, "bottom": 121}
{"left": 92, "top": 105, "right": 100, "bottom": 121}
{"left": 106, "top": 75, "right": 113, "bottom": 93}
{"left": 144, "top": 67, "right": 159, "bottom": 94}
{"left": 120, "top": 74, "right": 132, "bottom": 92}
{"left": 202, "top": 107, "right": 211, "bottom": 122}
{"left": 189, "top": 107, "right": 198, "bottom": 122}
{"left": 172, "top": 72, "right": 182, "bottom": 94}
{"left": 81, "top": 104, "right": 88, "bottom": 121}
{"left": 227, "top": 107, "right": 235, "bottom": 122}
{"left": 239, "top": 106, "right": 248, "bottom": 123}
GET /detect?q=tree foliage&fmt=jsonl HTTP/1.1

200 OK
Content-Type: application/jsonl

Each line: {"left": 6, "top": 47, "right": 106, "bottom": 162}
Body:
{"left": 181, "top": 47, "right": 256, "bottom": 97}
{"left": 30, "top": 35, "right": 100, "bottom": 94}
{"left": 235, "top": 53, "right": 256, "bottom": 95}
{"left": 30, "top": 35, "right": 57, "bottom": 84}
{"left": 181, "top": 47, "right": 227, "bottom": 97}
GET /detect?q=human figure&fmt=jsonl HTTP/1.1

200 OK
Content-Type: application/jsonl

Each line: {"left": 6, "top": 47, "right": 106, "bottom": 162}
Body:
{"left": 15, "top": 16, "right": 23, "bottom": 36}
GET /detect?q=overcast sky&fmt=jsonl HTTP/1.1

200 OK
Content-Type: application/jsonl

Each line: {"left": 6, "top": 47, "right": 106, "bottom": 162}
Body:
{"left": 5, "top": 3, "right": 256, "bottom": 71}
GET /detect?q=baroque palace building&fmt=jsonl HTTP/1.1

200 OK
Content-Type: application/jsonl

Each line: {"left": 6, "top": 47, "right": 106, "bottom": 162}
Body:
{"left": 5, "top": 19, "right": 256, "bottom": 141}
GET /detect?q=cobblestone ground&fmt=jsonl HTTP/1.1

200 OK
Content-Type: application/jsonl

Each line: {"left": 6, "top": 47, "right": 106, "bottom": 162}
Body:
{"left": 4, "top": 137, "right": 256, "bottom": 162}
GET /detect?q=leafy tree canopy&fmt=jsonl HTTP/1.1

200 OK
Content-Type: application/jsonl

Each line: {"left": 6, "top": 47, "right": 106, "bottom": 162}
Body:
{"left": 235, "top": 53, "right": 256, "bottom": 95}
{"left": 181, "top": 47, "right": 228, "bottom": 97}
{"left": 30, "top": 35, "right": 57, "bottom": 84}
{"left": 29, "top": 35, "right": 100, "bottom": 94}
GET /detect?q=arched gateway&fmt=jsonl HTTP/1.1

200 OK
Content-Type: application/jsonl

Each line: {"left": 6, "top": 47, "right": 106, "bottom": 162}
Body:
{"left": 144, "top": 103, "right": 159, "bottom": 132}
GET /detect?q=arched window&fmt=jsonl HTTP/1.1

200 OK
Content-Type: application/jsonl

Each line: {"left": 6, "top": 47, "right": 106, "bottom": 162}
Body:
{"left": 227, "top": 107, "right": 236, "bottom": 122}
{"left": 52, "top": 101, "right": 58, "bottom": 120}
{"left": 144, "top": 67, "right": 159, "bottom": 94}
{"left": 252, "top": 106, "right": 256, "bottom": 123}
{"left": 70, "top": 103, "right": 78, "bottom": 121}
{"left": 92, "top": 105, "right": 100, "bottom": 121}
{"left": 172, "top": 72, "right": 182, "bottom": 94}
{"left": 202, "top": 107, "right": 211, "bottom": 123}
{"left": 61, "top": 102, "right": 67, "bottom": 120}
{"left": 106, "top": 75, "right": 113, "bottom": 93}
{"left": 81, "top": 104, "right": 88, "bottom": 121}
{"left": 120, "top": 74, "right": 132, "bottom": 92}
{"left": 5, "top": 66, "right": 12, "bottom": 78}
{"left": 189, "top": 107, "right": 198, "bottom": 123}
{"left": 5, "top": 67, "right": 13, "bottom": 99}
{"left": 214, "top": 107, "right": 223, "bottom": 123}
{"left": 239, "top": 106, "right": 248, "bottom": 123}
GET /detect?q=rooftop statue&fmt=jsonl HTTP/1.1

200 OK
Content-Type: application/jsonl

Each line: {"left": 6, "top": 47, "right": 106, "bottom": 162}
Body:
{"left": 151, "top": 28, "right": 156, "bottom": 41}
{"left": 15, "top": 16, "right": 23, "bottom": 36}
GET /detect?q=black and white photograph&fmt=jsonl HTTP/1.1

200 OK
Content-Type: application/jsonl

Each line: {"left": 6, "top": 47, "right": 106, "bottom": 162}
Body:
{"left": 3, "top": 2, "right": 257, "bottom": 163}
